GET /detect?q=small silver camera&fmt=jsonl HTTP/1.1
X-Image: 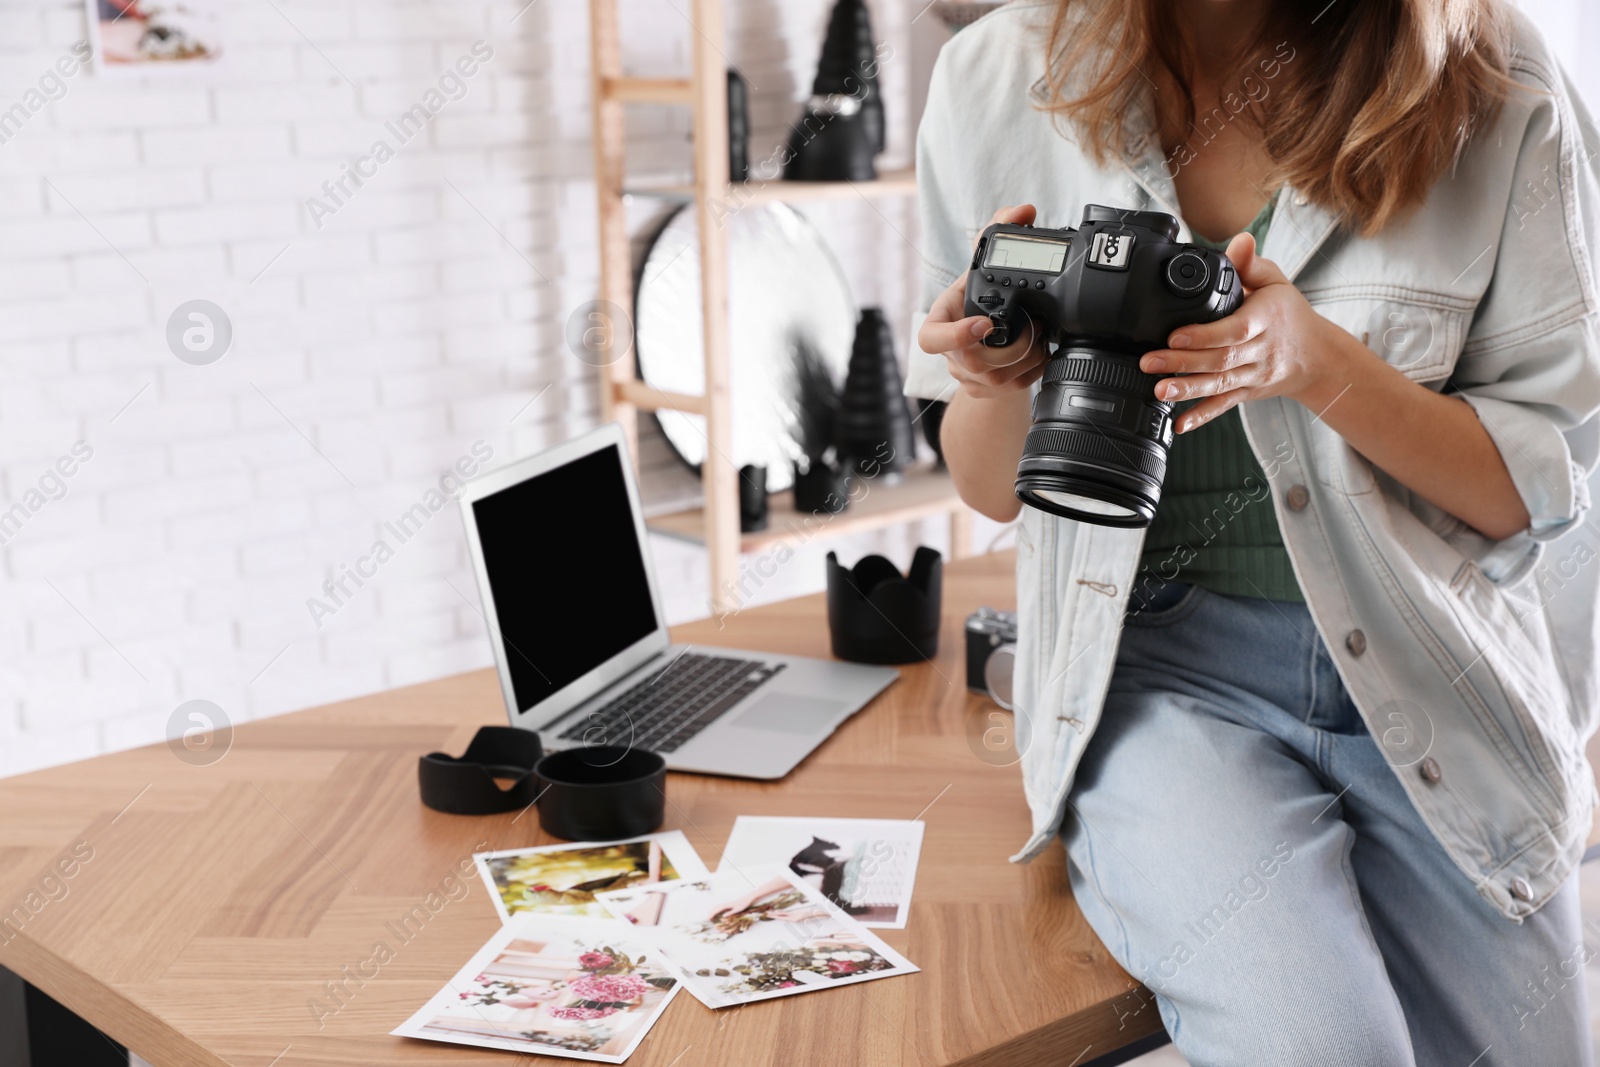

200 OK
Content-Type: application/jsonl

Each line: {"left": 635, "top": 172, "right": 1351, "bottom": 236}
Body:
{"left": 965, "top": 608, "right": 1018, "bottom": 709}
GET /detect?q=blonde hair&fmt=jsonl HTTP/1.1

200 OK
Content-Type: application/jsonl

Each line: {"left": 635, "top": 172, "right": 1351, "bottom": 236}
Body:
{"left": 1043, "top": 0, "right": 1516, "bottom": 235}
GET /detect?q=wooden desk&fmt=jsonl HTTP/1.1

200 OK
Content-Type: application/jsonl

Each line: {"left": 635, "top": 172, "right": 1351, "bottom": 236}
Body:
{"left": 0, "top": 551, "right": 1163, "bottom": 1066}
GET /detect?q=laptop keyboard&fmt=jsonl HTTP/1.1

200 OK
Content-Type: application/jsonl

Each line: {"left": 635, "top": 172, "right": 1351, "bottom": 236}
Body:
{"left": 558, "top": 652, "right": 785, "bottom": 754}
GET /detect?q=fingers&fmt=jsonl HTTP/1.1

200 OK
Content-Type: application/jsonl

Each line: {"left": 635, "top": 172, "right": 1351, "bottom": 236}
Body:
{"left": 911, "top": 203, "right": 1044, "bottom": 401}
{"left": 949, "top": 313, "right": 1049, "bottom": 377}
{"left": 1224, "top": 232, "right": 1289, "bottom": 290}
{"left": 918, "top": 273, "right": 998, "bottom": 354}
{"left": 919, "top": 310, "right": 996, "bottom": 357}
{"left": 1142, "top": 339, "right": 1254, "bottom": 378}
{"left": 952, "top": 343, "right": 1044, "bottom": 384}
{"left": 1173, "top": 391, "right": 1244, "bottom": 433}
{"left": 947, "top": 356, "right": 1049, "bottom": 398}
{"left": 1161, "top": 310, "right": 1262, "bottom": 356}
{"left": 1153, "top": 369, "right": 1255, "bottom": 404}
{"left": 981, "top": 203, "right": 1038, "bottom": 241}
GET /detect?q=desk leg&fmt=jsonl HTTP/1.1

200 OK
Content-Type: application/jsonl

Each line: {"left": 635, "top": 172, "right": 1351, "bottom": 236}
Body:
{"left": 1081, "top": 1029, "right": 1172, "bottom": 1066}
{"left": 0, "top": 965, "right": 26, "bottom": 1067}
{"left": 0, "top": 965, "right": 126, "bottom": 1067}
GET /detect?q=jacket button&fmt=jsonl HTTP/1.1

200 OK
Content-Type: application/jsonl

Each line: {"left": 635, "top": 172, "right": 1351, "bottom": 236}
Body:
{"left": 1419, "top": 757, "right": 1441, "bottom": 784}
{"left": 1286, "top": 484, "right": 1310, "bottom": 511}
{"left": 1346, "top": 629, "right": 1367, "bottom": 656}
{"left": 1511, "top": 876, "right": 1534, "bottom": 902}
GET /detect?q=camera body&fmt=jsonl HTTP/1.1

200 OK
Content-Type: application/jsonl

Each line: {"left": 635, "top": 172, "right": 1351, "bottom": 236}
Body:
{"left": 965, "top": 607, "right": 1018, "bottom": 707}
{"left": 962, "top": 205, "right": 1243, "bottom": 526}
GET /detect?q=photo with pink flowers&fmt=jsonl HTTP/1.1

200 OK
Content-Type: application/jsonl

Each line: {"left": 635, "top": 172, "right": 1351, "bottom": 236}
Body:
{"left": 391, "top": 915, "right": 679, "bottom": 1063}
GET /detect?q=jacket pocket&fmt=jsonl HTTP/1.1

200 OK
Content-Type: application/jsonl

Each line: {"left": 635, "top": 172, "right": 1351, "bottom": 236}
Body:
{"left": 1444, "top": 560, "right": 1579, "bottom": 813}
{"left": 1303, "top": 286, "right": 1474, "bottom": 383}
{"left": 1302, "top": 288, "right": 1473, "bottom": 497}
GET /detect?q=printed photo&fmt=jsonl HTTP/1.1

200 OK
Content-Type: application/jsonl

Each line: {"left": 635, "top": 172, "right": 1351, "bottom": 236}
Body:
{"left": 392, "top": 915, "right": 679, "bottom": 1063}
{"left": 595, "top": 867, "right": 917, "bottom": 1009}
{"left": 718, "top": 816, "right": 924, "bottom": 928}
{"left": 86, "top": 0, "right": 223, "bottom": 72}
{"left": 476, "top": 831, "right": 709, "bottom": 922}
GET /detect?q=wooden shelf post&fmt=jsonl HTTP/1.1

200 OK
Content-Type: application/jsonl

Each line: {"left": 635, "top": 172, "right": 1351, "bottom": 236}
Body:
{"left": 589, "top": 0, "right": 638, "bottom": 462}
{"left": 587, "top": 0, "right": 975, "bottom": 618}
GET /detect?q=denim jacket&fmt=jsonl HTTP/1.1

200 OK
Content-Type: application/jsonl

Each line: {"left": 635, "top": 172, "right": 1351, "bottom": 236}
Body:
{"left": 904, "top": 2, "right": 1600, "bottom": 920}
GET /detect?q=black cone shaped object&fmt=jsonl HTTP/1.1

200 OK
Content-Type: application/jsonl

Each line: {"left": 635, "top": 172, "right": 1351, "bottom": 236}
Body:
{"left": 784, "top": 0, "right": 881, "bottom": 181}
{"left": 727, "top": 69, "right": 751, "bottom": 181}
{"left": 836, "top": 308, "right": 915, "bottom": 477}
{"left": 811, "top": 0, "right": 883, "bottom": 153}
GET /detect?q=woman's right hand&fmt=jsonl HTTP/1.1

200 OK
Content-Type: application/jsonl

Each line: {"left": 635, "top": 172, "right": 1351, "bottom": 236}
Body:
{"left": 917, "top": 204, "right": 1051, "bottom": 399}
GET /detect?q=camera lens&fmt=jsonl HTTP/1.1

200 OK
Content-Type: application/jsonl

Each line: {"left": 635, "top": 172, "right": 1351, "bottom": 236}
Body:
{"left": 984, "top": 643, "right": 1017, "bottom": 710}
{"left": 1014, "top": 347, "right": 1169, "bottom": 527}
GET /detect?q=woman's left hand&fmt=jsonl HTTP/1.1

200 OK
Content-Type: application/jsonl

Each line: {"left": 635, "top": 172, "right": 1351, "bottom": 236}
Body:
{"left": 1139, "top": 233, "right": 1346, "bottom": 434}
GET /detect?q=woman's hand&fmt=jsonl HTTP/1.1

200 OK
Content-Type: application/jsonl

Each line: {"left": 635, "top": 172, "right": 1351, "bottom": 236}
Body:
{"left": 1139, "top": 233, "right": 1349, "bottom": 433}
{"left": 917, "top": 204, "right": 1052, "bottom": 399}
{"left": 1140, "top": 232, "right": 1531, "bottom": 539}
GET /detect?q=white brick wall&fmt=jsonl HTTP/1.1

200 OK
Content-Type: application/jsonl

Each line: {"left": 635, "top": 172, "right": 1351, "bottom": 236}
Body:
{"left": 0, "top": 0, "right": 1005, "bottom": 779}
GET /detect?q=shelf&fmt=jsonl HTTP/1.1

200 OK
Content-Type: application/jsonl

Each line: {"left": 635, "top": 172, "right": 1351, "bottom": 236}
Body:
{"left": 613, "top": 378, "right": 708, "bottom": 415}
{"left": 648, "top": 462, "right": 965, "bottom": 554}
{"left": 602, "top": 76, "right": 694, "bottom": 104}
{"left": 625, "top": 166, "right": 917, "bottom": 207}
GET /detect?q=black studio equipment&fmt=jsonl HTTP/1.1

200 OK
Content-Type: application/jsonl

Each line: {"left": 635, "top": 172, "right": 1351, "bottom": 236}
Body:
{"left": 418, "top": 726, "right": 543, "bottom": 815}
{"left": 418, "top": 726, "right": 666, "bottom": 840}
{"left": 784, "top": 0, "right": 882, "bottom": 181}
{"left": 727, "top": 68, "right": 751, "bottom": 182}
{"left": 739, "top": 464, "right": 769, "bottom": 533}
{"left": 792, "top": 335, "right": 852, "bottom": 514}
{"left": 917, "top": 398, "right": 947, "bottom": 466}
{"left": 826, "top": 547, "right": 942, "bottom": 665}
{"left": 837, "top": 308, "right": 916, "bottom": 479}
{"left": 965, "top": 205, "right": 1243, "bottom": 527}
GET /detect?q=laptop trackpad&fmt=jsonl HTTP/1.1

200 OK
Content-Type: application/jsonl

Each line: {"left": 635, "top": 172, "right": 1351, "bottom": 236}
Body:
{"left": 726, "top": 693, "right": 845, "bottom": 734}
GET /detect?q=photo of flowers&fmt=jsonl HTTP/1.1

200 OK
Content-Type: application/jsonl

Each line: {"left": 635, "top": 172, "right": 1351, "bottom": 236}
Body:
{"left": 475, "top": 831, "right": 710, "bottom": 922}
{"left": 86, "top": 0, "right": 224, "bottom": 74}
{"left": 718, "top": 816, "right": 925, "bottom": 928}
{"left": 595, "top": 867, "right": 917, "bottom": 1009}
{"left": 391, "top": 915, "right": 680, "bottom": 1062}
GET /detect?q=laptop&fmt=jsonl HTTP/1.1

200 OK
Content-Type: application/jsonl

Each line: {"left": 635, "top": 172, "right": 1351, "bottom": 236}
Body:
{"left": 458, "top": 422, "right": 899, "bottom": 780}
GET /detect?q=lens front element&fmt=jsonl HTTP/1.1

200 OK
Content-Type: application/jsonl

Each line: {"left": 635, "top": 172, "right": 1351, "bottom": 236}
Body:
{"left": 1014, "top": 347, "right": 1170, "bottom": 527}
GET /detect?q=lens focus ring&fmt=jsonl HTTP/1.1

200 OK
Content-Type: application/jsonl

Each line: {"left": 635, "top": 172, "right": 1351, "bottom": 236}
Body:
{"left": 1046, "top": 356, "right": 1163, "bottom": 397}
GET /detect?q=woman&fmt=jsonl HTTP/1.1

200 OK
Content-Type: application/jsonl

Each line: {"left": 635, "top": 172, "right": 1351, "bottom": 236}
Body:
{"left": 910, "top": 0, "right": 1600, "bottom": 1062}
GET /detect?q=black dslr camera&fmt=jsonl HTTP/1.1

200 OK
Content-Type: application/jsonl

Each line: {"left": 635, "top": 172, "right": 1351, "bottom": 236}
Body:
{"left": 964, "top": 205, "right": 1243, "bottom": 527}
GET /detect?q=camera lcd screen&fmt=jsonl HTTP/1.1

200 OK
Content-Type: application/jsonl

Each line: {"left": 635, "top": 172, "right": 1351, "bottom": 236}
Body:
{"left": 984, "top": 233, "right": 1069, "bottom": 274}
{"left": 472, "top": 444, "right": 660, "bottom": 713}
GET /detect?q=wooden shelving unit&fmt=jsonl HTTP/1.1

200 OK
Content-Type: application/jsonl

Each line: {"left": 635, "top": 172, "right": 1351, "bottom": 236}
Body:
{"left": 649, "top": 461, "right": 970, "bottom": 555}
{"left": 588, "top": 0, "right": 970, "bottom": 613}
{"left": 624, "top": 166, "right": 919, "bottom": 206}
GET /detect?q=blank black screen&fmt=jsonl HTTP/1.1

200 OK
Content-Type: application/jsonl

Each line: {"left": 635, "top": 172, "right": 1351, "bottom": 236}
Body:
{"left": 473, "top": 444, "right": 659, "bottom": 713}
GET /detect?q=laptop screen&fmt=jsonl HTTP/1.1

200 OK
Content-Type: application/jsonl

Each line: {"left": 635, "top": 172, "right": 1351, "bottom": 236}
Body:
{"left": 470, "top": 443, "right": 660, "bottom": 714}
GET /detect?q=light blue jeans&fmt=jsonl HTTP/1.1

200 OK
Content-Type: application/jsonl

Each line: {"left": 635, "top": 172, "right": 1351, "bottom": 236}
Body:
{"left": 1063, "top": 582, "right": 1592, "bottom": 1066}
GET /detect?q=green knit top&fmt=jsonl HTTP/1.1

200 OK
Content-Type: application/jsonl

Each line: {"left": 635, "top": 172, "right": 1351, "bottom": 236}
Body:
{"left": 1135, "top": 197, "right": 1304, "bottom": 603}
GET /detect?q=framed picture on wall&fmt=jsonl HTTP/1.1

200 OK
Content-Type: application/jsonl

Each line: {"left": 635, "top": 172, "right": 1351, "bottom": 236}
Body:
{"left": 85, "top": 0, "right": 224, "bottom": 74}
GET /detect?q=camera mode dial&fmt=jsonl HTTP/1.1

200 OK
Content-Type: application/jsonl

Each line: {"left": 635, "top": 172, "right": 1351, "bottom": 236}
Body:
{"left": 1164, "top": 251, "right": 1210, "bottom": 297}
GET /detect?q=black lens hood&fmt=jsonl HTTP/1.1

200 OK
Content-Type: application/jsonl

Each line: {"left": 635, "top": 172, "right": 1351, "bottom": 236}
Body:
{"left": 826, "top": 546, "right": 942, "bottom": 664}
{"left": 418, "top": 726, "right": 543, "bottom": 815}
